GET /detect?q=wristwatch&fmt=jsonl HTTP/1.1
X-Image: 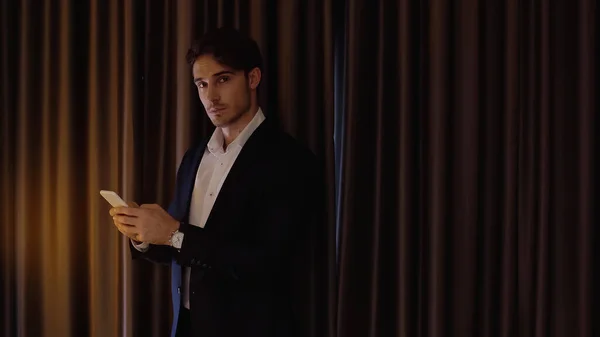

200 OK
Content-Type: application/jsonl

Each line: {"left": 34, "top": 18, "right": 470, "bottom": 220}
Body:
{"left": 168, "top": 222, "right": 184, "bottom": 249}
{"left": 170, "top": 230, "right": 184, "bottom": 249}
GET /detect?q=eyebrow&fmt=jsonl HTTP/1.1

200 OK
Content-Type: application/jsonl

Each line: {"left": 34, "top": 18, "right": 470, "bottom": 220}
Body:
{"left": 194, "top": 70, "right": 235, "bottom": 84}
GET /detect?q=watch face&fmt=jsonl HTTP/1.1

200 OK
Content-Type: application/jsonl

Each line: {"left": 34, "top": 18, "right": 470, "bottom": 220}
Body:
{"left": 172, "top": 232, "right": 183, "bottom": 247}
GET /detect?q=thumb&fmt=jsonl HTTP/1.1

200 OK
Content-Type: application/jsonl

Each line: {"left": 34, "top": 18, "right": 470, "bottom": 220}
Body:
{"left": 128, "top": 201, "right": 139, "bottom": 208}
{"left": 140, "top": 203, "right": 160, "bottom": 209}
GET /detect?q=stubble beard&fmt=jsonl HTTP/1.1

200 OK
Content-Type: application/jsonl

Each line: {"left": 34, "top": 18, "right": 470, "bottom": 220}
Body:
{"left": 212, "top": 91, "right": 252, "bottom": 128}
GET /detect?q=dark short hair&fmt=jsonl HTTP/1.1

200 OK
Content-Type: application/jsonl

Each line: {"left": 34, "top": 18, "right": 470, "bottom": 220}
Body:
{"left": 186, "top": 27, "right": 263, "bottom": 75}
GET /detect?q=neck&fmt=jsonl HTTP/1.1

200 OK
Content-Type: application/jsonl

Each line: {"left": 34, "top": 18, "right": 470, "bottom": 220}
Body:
{"left": 221, "top": 104, "right": 259, "bottom": 148}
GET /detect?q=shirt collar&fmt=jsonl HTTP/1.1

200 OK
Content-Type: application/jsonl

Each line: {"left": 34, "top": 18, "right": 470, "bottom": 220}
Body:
{"left": 207, "top": 107, "right": 266, "bottom": 154}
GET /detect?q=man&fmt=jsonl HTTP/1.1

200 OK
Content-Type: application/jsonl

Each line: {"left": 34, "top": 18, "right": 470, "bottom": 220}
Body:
{"left": 109, "top": 27, "right": 323, "bottom": 337}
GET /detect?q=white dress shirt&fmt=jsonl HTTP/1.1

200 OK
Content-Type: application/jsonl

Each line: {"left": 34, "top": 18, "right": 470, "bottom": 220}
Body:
{"left": 133, "top": 108, "right": 266, "bottom": 309}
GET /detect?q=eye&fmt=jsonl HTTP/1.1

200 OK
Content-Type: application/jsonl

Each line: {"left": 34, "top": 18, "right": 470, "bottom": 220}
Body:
{"left": 218, "top": 76, "right": 230, "bottom": 83}
{"left": 197, "top": 81, "right": 207, "bottom": 88}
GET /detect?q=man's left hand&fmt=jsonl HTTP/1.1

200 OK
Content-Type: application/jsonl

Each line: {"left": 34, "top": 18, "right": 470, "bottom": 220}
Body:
{"left": 111, "top": 204, "right": 179, "bottom": 245}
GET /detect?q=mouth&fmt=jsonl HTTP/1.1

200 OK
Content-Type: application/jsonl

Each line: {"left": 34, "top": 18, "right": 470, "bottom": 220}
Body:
{"left": 208, "top": 107, "right": 226, "bottom": 114}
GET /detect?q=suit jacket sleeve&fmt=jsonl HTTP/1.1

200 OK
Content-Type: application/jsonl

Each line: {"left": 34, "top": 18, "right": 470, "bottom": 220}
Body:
{"left": 176, "top": 157, "right": 318, "bottom": 284}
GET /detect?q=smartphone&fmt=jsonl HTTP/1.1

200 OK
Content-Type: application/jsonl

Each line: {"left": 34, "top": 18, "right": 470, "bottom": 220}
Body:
{"left": 100, "top": 190, "right": 129, "bottom": 208}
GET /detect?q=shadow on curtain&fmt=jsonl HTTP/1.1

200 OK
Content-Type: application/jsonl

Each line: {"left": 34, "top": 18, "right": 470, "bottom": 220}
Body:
{"left": 336, "top": 0, "right": 598, "bottom": 336}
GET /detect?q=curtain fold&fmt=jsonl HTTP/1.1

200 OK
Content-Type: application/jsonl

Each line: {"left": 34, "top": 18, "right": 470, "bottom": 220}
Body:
{"left": 1, "top": 2, "right": 19, "bottom": 336}
{"left": 1, "top": 1, "right": 336, "bottom": 336}
{"left": 1, "top": 0, "right": 141, "bottom": 336}
{"left": 516, "top": 0, "right": 598, "bottom": 336}
{"left": 336, "top": 0, "right": 597, "bottom": 336}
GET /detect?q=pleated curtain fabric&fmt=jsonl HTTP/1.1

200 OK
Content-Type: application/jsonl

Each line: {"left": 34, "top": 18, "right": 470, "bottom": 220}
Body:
{"left": 1, "top": 1, "right": 336, "bottom": 336}
{"left": 2, "top": 0, "right": 598, "bottom": 337}
{"left": 336, "top": 0, "right": 598, "bottom": 336}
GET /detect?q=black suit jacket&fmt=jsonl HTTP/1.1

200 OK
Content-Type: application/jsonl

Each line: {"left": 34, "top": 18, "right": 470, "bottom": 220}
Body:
{"left": 130, "top": 117, "right": 323, "bottom": 337}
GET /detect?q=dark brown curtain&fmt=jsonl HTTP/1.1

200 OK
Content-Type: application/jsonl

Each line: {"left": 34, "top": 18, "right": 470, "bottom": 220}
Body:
{"left": 1, "top": 1, "right": 336, "bottom": 337}
{"left": 336, "top": 0, "right": 597, "bottom": 337}
{"left": 1, "top": 1, "right": 140, "bottom": 336}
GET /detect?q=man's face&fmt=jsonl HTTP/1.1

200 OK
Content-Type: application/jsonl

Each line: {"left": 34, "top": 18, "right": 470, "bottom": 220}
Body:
{"left": 192, "top": 54, "right": 252, "bottom": 128}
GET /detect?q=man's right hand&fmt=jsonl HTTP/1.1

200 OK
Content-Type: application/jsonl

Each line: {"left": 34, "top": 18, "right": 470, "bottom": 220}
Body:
{"left": 110, "top": 201, "right": 142, "bottom": 243}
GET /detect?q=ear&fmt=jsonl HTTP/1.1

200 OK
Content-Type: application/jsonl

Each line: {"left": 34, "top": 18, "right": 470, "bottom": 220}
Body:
{"left": 248, "top": 67, "right": 261, "bottom": 90}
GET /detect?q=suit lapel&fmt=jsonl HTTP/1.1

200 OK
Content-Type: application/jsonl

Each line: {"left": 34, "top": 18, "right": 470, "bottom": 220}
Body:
{"left": 181, "top": 139, "right": 208, "bottom": 222}
{"left": 202, "top": 118, "right": 274, "bottom": 229}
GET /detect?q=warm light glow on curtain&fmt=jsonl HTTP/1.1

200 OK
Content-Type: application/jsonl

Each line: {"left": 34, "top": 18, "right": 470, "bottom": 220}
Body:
{"left": 1, "top": 1, "right": 336, "bottom": 336}
{"left": 1, "top": 0, "right": 146, "bottom": 335}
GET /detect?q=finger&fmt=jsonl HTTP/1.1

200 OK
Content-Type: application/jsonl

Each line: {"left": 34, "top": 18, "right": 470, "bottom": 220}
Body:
{"left": 140, "top": 204, "right": 158, "bottom": 209}
{"left": 115, "top": 221, "right": 140, "bottom": 236}
{"left": 115, "top": 221, "right": 139, "bottom": 236}
{"left": 114, "top": 215, "right": 137, "bottom": 226}
{"left": 109, "top": 207, "right": 126, "bottom": 216}
{"left": 113, "top": 207, "right": 140, "bottom": 217}
{"left": 128, "top": 201, "right": 139, "bottom": 208}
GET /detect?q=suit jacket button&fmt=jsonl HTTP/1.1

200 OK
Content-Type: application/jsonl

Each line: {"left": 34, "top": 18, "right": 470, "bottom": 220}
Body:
{"left": 177, "top": 287, "right": 181, "bottom": 294}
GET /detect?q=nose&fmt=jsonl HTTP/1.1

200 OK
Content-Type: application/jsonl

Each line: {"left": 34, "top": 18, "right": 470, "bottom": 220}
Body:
{"left": 206, "top": 85, "right": 220, "bottom": 103}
